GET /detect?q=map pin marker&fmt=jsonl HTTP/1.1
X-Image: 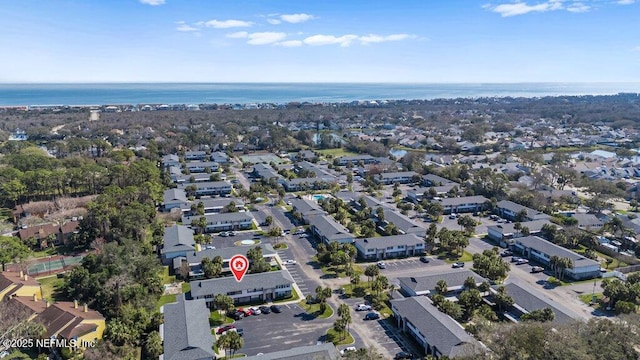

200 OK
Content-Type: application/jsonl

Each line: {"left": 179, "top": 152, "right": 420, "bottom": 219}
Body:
{"left": 230, "top": 254, "right": 249, "bottom": 282}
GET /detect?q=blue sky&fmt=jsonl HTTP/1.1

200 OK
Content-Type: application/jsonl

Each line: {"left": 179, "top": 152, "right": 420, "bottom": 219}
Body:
{"left": 0, "top": 0, "right": 638, "bottom": 83}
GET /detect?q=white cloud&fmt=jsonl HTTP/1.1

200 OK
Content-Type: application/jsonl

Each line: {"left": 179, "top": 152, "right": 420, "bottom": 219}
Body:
{"left": 226, "top": 31, "right": 249, "bottom": 39}
{"left": 277, "top": 40, "right": 303, "bottom": 47}
{"left": 175, "top": 21, "right": 199, "bottom": 32}
{"left": 267, "top": 19, "right": 282, "bottom": 25}
{"left": 246, "top": 32, "right": 287, "bottom": 45}
{"left": 359, "top": 34, "right": 413, "bottom": 44}
{"left": 139, "top": 0, "right": 165, "bottom": 5}
{"left": 633, "top": 46, "right": 640, "bottom": 51}
{"left": 205, "top": 19, "right": 253, "bottom": 29}
{"left": 617, "top": 0, "right": 634, "bottom": 4}
{"left": 280, "top": 13, "right": 315, "bottom": 23}
{"left": 567, "top": 2, "right": 590, "bottom": 12}
{"left": 303, "top": 34, "right": 359, "bottom": 47}
{"left": 490, "top": 1, "right": 565, "bottom": 17}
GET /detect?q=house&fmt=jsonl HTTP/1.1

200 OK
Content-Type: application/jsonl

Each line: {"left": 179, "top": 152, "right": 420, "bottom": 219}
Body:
{"left": 496, "top": 200, "right": 551, "bottom": 221}
{"left": 173, "top": 172, "right": 217, "bottom": 184}
{"left": 354, "top": 234, "right": 425, "bottom": 260}
{"left": 436, "top": 196, "right": 489, "bottom": 214}
{"left": 185, "top": 161, "right": 219, "bottom": 173}
{"left": 391, "top": 296, "right": 482, "bottom": 358}
{"left": 184, "top": 150, "right": 207, "bottom": 161}
{"left": 178, "top": 181, "right": 232, "bottom": 197}
{"left": 0, "top": 271, "right": 42, "bottom": 301}
{"left": 487, "top": 220, "right": 553, "bottom": 248}
{"left": 162, "top": 154, "right": 181, "bottom": 168}
{"left": 503, "top": 282, "right": 579, "bottom": 324}
{"left": 281, "top": 176, "right": 336, "bottom": 192}
{"left": 210, "top": 151, "right": 229, "bottom": 164}
{"left": 251, "top": 163, "right": 281, "bottom": 181}
{"left": 34, "top": 300, "right": 106, "bottom": 349}
{"left": 307, "top": 215, "right": 355, "bottom": 245}
{"left": 571, "top": 213, "right": 605, "bottom": 230}
{"left": 180, "top": 197, "right": 245, "bottom": 215}
{"left": 422, "top": 174, "right": 457, "bottom": 187}
{"left": 374, "top": 171, "right": 419, "bottom": 185}
{"left": 243, "top": 343, "right": 340, "bottom": 360}
{"left": 17, "top": 223, "right": 60, "bottom": 248}
{"left": 190, "top": 270, "right": 294, "bottom": 306}
{"left": 407, "top": 185, "right": 457, "bottom": 203}
{"left": 291, "top": 198, "right": 327, "bottom": 221}
{"left": 335, "top": 154, "right": 378, "bottom": 166}
{"left": 163, "top": 188, "right": 189, "bottom": 212}
{"left": 182, "top": 212, "right": 254, "bottom": 233}
{"left": 513, "top": 236, "right": 601, "bottom": 280}
{"left": 377, "top": 207, "right": 426, "bottom": 237}
{"left": 161, "top": 225, "right": 196, "bottom": 265}
{"left": 398, "top": 269, "right": 486, "bottom": 297}
{"left": 182, "top": 244, "right": 277, "bottom": 278}
{"left": 161, "top": 295, "right": 215, "bottom": 360}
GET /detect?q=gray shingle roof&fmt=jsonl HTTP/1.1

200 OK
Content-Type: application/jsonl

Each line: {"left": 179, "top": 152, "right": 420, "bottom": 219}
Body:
{"left": 162, "top": 225, "right": 195, "bottom": 255}
{"left": 243, "top": 343, "right": 340, "bottom": 360}
{"left": 307, "top": 215, "right": 353, "bottom": 242}
{"left": 504, "top": 282, "right": 577, "bottom": 324}
{"left": 487, "top": 220, "right": 552, "bottom": 236}
{"left": 162, "top": 295, "right": 215, "bottom": 360}
{"left": 497, "top": 200, "right": 551, "bottom": 220}
{"left": 572, "top": 213, "right": 604, "bottom": 228}
{"left": 186, "top": 244, "right": 276, "bottom": 265}
{"left": 378, "top": 171, "right": 419, "bottom": 179}
{"left": 190, "top": 271, "right": 294, "bottom": 299}
{"left": 291, "top": 198, "right": 327, "bottom": 217}
{"left": 423, "top": 174, "right": 458, "bottom": 186}
{"left": 164, "top": 188, "right": 188, "bottom": 204}
{"left": 515, "top": 236, "right": 600, "bottom": 268}
{"left": 355, "top": 234, "right": 423, "bottom": 251}
{"left": 391, "top": 296, "right": 480, "bottom": 358}
{"left": 381, "top": 207, "right": 425, "bottom": 235}
{"left": 437, "top": 195, "right": 489, "bottom": 207}
{"left": 182, "top": 212, "right": 254, "bottom": 225}
{"left": 398, "top": 269, "right": 486, "bottom": 296}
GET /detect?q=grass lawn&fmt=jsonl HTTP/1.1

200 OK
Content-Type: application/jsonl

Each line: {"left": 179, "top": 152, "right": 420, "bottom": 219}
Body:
{"left": 209, "top": 311, "right": 234, "bottom": 327}
{"left": 326, "top": 328, "right": 355, "bottom": 346}
{"left": 316, "top": 148, "right": 358, "bottom": 158}
{"left": 579, "top": 293, "right": 605, "bottom": 311}
{"left": 273, "top": 243, "right": 288, "bottom": 250}
{"left": 37, "top": 275, "right": 68, "bottom": 302}
{"left": 273, "top": 287, "right": 301, "bottom": 303}
{"left": 300, "top": 300, "right": 334, "bottom": 319}
{"left": 161, "top": 266, "right": 176, "bottom": 284}
{"left": 436, "top": 250, "right": 474, "bottom": 264}
{"left": 31, "top": 247, "right": 61, "bottom": 259}
{"left": 182, "top": 282, "right": 191, "bottom": 293}
{"left": 157, "top": 294, "right": 177, "bottom": 311}
{"left": 317, "top": 260, "right": 363, "bottom": 278}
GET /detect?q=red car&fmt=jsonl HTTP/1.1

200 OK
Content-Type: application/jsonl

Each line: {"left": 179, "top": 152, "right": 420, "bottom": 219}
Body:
{"left": 216, "top": 324, "right": 236, "bottom": 335}
{"left": 239, "top": 308, "right": 253, "bottom": 316}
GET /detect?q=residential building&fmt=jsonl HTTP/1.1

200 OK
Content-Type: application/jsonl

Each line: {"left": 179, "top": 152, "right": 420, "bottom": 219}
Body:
{"left": 161, "top": 295, "right": 215, "bottom": 360}
{"left": 181, "top": 244, "right": 277, "bottom": 278}
{"left": 182, "top": 213, "right": 254, "bottom": 233}
{"left": 162, "top": 154, "right": 181, "bottom": 169}
{"left": 210, "top": 151, "right": 229, "bottom": 164}
{"left": 308, "top": 214, "right": 355, "bottom": 245}
{"left": 291, "top": 198, "right": 327, "bottom": 221}
{"left": 422, "top": 174, "right": 457, "bottom": 187}
{"left": 178, "top": 181, "right": 232, "bottom": 197}
{"left": 398, "top": 269, "right": 486, "bottom": 297}
{"left": 180, "top": 197, "right": 245, "bottom": 215}
{"left": 281, "top": 176, "right": 336, "bottom": 192}
{"left": 487, "top": 220, "right": 553, "bottom": 248}
{"left": 0, "top": 271, "right": 42, "bottom": 301}
{"left": 17, "top": 223, "right": 60, "bottom": 247}
{"left": 34, "top": 300, "right": 106, "bottom": 349}
{"left": 251, "top": 163, "right": 280, "bottom": 181}
{"left": 436, "top": 196, "right": 489, "bottom": 214}
{"left": 391, "top": 296, "right": 482, "bottom": 358}
{"left": 190, "top": 270, "right": 294, "bottom": 306}
{"left": 513, "top": 236, "right": 601, "bottom": 280}
{"left": 374, "top": 171, "right": 419, "bottom": 185}
{"left": 377, "top": 207, "right": 426, "bottom": 237}
{"left": 571, "top": 213, "right": 605, "bottom": 230}
{"left": 163, "top": 188, "right": 189, "bottom": 212}
{"left": 335, "top": 154, "right": 378, "bottom": 166}
{"left": 503, "top": 282, "right": 579, "bottom": 324}
{"left": 354, "top": 234, "right": 425, "bottom": 260}
{"left": 496, "top": 200, "right": 551, "bottom": 221}
{"left": 161, "top": 225, "right": 196, "bottom": 265}
{"left": 173, "top": 172, "right": 218, "bottom": 184}
{"left": 243, "top": 344, "right": 340, "bottom": 360}
{"left": 184, "top": 150, "right": 207, "bottom": 161}
{"left": 185, "top": 161, "right": 219, "bottom": 173}
{"left": 407, "top": 186, "right": 457, "bottom": 203}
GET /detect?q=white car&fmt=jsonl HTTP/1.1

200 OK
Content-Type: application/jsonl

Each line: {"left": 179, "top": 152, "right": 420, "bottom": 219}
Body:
{"left": 377, "top": 261, "right": 387, "bottom": 269}
{"left": 219, "top": 231, "right": 229, "bottom": 237}
{"left": 355, "top": 304, "right": 372, "bottom": 311}
{"left": 283, "top": 259, "right": 297, "bottom": 265}
{"left": 250, "top": 306, "right": 261, "bottom": 315}
{"left": 340, "top": 347, "right": 357, "bottom": 355}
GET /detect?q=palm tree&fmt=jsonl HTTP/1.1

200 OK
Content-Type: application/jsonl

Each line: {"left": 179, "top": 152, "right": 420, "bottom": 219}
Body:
{"left": 605, "top": 217, "right": 626, "bottom": 239}
{"left": 435, "top": 280, "right": 448, "bottom": 295}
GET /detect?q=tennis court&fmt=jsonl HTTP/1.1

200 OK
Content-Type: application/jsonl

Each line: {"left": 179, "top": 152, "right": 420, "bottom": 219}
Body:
{"left": 27, "top": 255, "right": 84, "bottom": 275}
{"left": 240, "top": 153, "right": 288, "bottom": 165}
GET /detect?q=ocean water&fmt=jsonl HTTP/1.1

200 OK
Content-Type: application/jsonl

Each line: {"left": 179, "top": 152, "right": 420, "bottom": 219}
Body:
{"left": 0, "top": 83, "right": 639, "bottom": 106}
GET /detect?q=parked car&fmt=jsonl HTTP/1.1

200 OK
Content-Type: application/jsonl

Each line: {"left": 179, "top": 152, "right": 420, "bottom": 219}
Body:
{"left": 259, "top": 305, "right": 271, "bottom": 314}
{"left": 500, "top": 250, "right": 512, "bottom": 257}
{"left": 377, "top": 261, "right": 387, "bottom": 269}
{"left": 227, "top": 310, "right": 244, "bottom": 320}
{"left": 516, "top": 259, "right": 529, "bottom": 265}
{"left": 217, "top": 324, "right": 236, "bottom": 335}
{"left": 239, "top": 308, "right": 253, "bottom": 316}
{"left": 449, "top": 213, "right": 457, "bottom": 219}
{"left": 283, "top": 259, "right": 297, "bottom": 265}
{"left": 219, "top": 231, "right": 230, "bottom": 237}
{"left": 355, "top": 304, "right": 372, "bottom": 311}
{"left": 364, "top": 312, "right": 380, "bottom": 320}
{"left": 420, "top": 256, "right": 430, "bottom": 263}
{"left": 229, "top": 231, "right": 237, "bottom": 236}
{"left": 235, "top": 328, "right": 244, "bottom": 337}
{"left": 452, "top": 262, "right": 465, "bottom": 268}
{"left": 293, "top": 228, "right": 305, "bottom": 235}
{"left": 395, "top": 351, "right": 413, "bottom": 359}
{"left": 270, "top": 305, "right": 282, "bottom": 313}
{"left": 511, "top": 256, "right": 522, "bottom": 263}
{"left": 531, "top": 266, "right": 545, "bottom": 273}
{"left": 340, "top": 347, "right": 357, "bottom": 355}
{"left": 250, "top": 306, "right": 262, "bottom": 315}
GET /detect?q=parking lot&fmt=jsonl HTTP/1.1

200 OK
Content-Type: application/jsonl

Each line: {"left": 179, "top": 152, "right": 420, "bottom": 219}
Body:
{"left": 215, "top": 303, "right": 332, "bottom": 356}
{"left": 277, "top": 246, "right": 319, "bottom": 297}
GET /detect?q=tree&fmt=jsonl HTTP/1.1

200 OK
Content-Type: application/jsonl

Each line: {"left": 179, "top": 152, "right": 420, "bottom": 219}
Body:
{"left": 472, "top": 248, "right": 511, "bottom": 281}
{"left": 315, "top": 286, "right": 332, "bottom": 314}
{"left": 0, "top": 178, "right": 26, "bottom": 206}
{"left": 247, "top": 246, "right": 270, "bottom": 273}
{"left": 457, "top": 215, "right": 477, "bottom": 235}
{"left": 459, "top": 288, "right": 483, "bottom": 320}
{"left": 364, "top": 265, "right": 380, "bottom": 284}
{"left": 436, "top": 279, "right": 448, "bottom": 295}
{"left": 142, "top": 330, "right": 163, "bottom": 360}
{"left": 0, "top": 235, "right": 31, "bottom": 271}
{"left": 218, "top": 330, "right": 244, "bottom": 358}
{"left": 214, "top": 294, "right": 235, "bottom": 315}
{"left": 333, "top": 317, "right": 347, "bottom": 340}
{"left": 464, "top": 276, "right": 478, "bottom": 290}
{"left": 615, "top": 301, "right": 637, "bottom": 314}
{"left": 495, "top": 286, "right": 514, "bottom": 312}
{"left": 264, "top": 215, "right": 273, "bottom": 226}
{"left": 521, "top": 307, "right": 555, "bottom": 322}
{"left": 202, "top": 256, "right": 223, "bottom": 279}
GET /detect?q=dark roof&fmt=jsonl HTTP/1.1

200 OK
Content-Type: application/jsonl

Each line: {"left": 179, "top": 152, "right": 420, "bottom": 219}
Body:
{"left": 355, "top": 234, "right": 423, "bottom": 251}
{"left": 17, "top": 223, "right": 59, "bottom": 240}
{"left": 162, "top": 225, "right": 196, "bottom": 255}
{"left": 398, "top": 269, "right": 486, "bottom": 295}
{"left": 391, "top": 296, "right": 481, "bottom": 358}
{"left": 190, "top": 271, "right": 294, "bottom": 299}
{"left": 515, "top": 236, "right": 600, "bottom": 268}
{"left": 163, "top": 295, "right": 215, "bottom": 360}
{"left": 243, "top": 343, "right": 340, "bottom": 360}
{"left": 504, "top": 282, "right": 577, "bottom": 324}
{"left": 35, "top": 302, "right": 104, "bottom": 338}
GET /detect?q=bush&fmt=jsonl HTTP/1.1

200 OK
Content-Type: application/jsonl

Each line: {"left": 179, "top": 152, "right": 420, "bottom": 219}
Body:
{"left": 547, "top": 277, "right": 561, "bottom": 286}
{"left": 615, "top": 301, "right": 637, "bottom": 314}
